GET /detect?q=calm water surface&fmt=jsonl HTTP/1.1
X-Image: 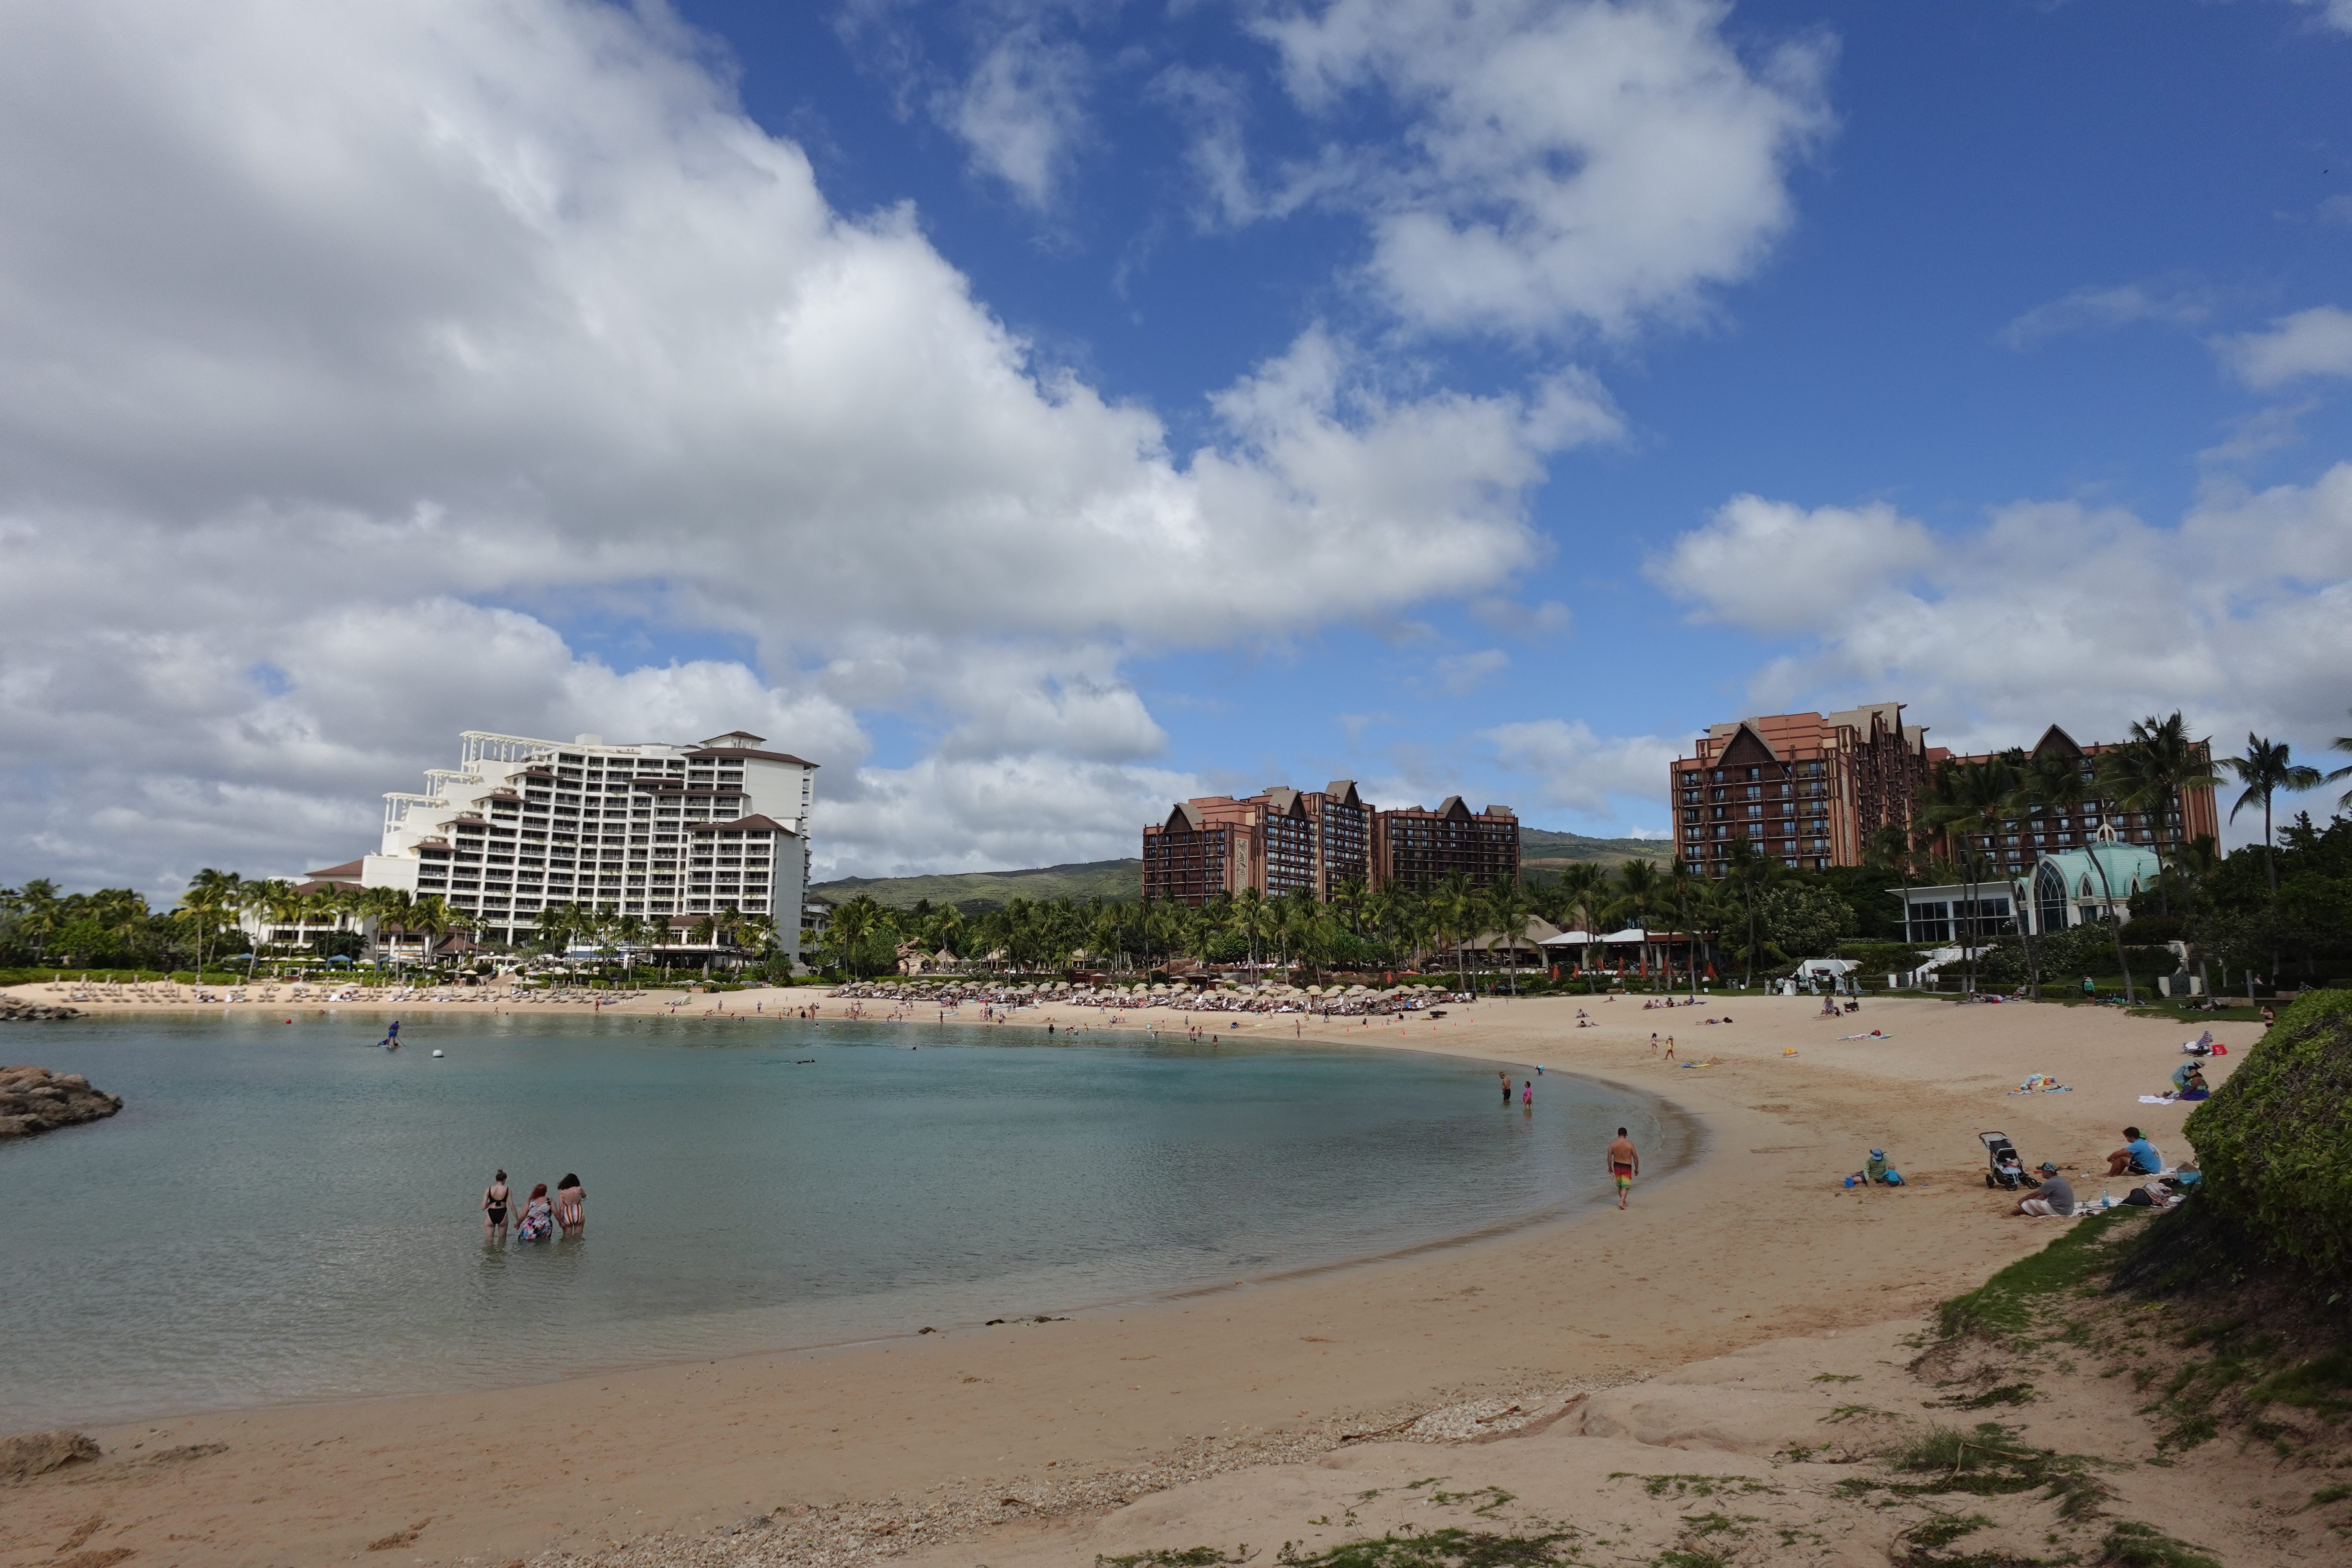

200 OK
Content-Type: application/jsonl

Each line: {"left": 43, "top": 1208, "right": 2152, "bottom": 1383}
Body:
{"left": 0, "top": 1013, "right": 1676, "bottom": 1428}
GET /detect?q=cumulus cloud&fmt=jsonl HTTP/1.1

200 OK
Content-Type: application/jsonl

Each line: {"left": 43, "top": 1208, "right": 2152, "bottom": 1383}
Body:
{"left": 1250, "top": 0, "right": 1833, "bottom": 338}
{"left": 1648, "top": 472, "right": 2352, "bottom": 761}
{"left": 1480, "top": 719, "right": 1680, "bottom": 821}
{"left": 1644, "top": 495, "right": 1937, "bottom": 634}
{"left": 2219, "top": 306, "right": 2352, "bottom": 388}
{"left": 0, "top": 0, "right": 1630, "bottom": 893}
{"left": 941, "top": 21, "right": 1095, "bottom": 208}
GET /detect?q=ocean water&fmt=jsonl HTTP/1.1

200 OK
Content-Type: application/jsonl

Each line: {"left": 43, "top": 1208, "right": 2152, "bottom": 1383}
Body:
{"left": 0, "top": 1013, "right": 1680, "bottom": 1429}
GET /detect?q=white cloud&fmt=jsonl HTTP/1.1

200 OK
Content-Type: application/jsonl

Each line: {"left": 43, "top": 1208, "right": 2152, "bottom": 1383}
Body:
{"left": 1644, "top": 494, "right": 1937, "bottom": 634}
{"left": 941, "top": 22, "right": 1094, "bottom": 208}
{"left": 2219, "top": 306, "right": 2352, "bottom": 388}
{"left": 1432, "top": 648, "right": 1510, "bottom": 695}
{"left": 1480, "top": 719, "right": 1679, "bottom": 820}
{"left": 2291, "top": 0, "right": 2352, "bottom": 34}
{"left": 1649, "top": 472, "right": 2352, "bottom": 767}
{"left": 0, "top": 0, "right": 1620, "bottom": 894}
{"left": 1997, "top": 279, "right": 2212, "bottom": 350}
{"left": 1250, "top": 0, "right": 1833, "bottom": 339}
{"left": 814, "top": 753, "right": 1198, "bottom": 880}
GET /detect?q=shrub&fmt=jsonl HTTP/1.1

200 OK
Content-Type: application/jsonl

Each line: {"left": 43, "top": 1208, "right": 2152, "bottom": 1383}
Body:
{"left": 2181, "top": 989, "right": 2352, "bottom": 1288}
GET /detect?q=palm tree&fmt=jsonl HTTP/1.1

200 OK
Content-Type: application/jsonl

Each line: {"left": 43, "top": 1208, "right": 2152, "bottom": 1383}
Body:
{"left": 2016, "top": 748, "right": 2136, "bottom": 1002}
{"left": 174, "top": 868, "right": 243, "bottom": 977}
{"left": 1920, "top": 757, "right": 2017, "bottom": 993}
{"left": 2322, "top": 708, "right": 2352, "bottom": 813}
{"left": 2221, "top": 734, "right": 2321, "bottom": 895}
{"left": 1720, "top": 836, "right": 1777, "bottom": 988}
{"left": 1481, "top": 875, "right": 1539, "bottom": 990}
{"left": 1663, "top": 857, "right": 1703, "bottom": 995}
{"left": 1613, "top": 860, "right": 1660, "bottom": 983}
{"left": 2100, "top": 712, "right": 2221, "bottom": 914}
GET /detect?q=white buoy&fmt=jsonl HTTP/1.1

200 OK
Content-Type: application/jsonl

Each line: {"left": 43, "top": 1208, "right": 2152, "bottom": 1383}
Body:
{"left": 431, "top": 1048, "right": 444, "bottom": 1057}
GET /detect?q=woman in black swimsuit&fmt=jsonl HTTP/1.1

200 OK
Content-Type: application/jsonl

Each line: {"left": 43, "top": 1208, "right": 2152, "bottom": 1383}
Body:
{"left": 483, "top": 1169, "right": 511, "bottom": 1242}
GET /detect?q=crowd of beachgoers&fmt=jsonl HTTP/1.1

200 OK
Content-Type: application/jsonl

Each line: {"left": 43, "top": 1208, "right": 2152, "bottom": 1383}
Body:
{"left": 823, "top": 980, "right": 1473, "bottom": 1016}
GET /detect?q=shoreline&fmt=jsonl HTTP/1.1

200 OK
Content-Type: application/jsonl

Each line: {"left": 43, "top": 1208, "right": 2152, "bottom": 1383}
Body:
{"left": 0, "top": 991, "right": 2259, "bottom": 1568}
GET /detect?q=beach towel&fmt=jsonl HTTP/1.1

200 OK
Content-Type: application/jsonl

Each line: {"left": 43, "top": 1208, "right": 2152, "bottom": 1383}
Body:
{"left": 1836, "top": 1031, "right": 1891, "bottom": 1040}
{"left": 2012, "top": 1074, "right": 2070, "bottom": 1093}
{"left": 2138, "top": 1094, "right": 2178, "bottom": 1105}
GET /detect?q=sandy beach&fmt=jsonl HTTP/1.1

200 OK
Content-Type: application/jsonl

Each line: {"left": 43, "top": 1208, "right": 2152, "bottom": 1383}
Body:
{"left": 0, "top": 987, "right": 2275, "bottom": 1566}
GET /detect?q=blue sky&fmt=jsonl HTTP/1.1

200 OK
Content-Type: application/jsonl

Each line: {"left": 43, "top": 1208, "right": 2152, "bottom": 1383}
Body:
{"left": 1, "top": 0, "right": 2348, "bottom": 891}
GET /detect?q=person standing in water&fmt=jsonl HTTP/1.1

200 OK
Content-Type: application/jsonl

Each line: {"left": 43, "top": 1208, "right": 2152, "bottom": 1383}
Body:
{"left": 1607, "top": 1127, "right": 1640, "bottom": 1210}
{"left": 482, "top": 1169, "right": 511, "bottom": 1242}
{"left": 1521, "top": 1079, "right": 1533, "bottom": 1108}
{"left": 1500, "top": 1071, "right": 1512, "bottom": 1103}
{"left": 555, "top": 1173, "right": 585, "bottom": 1237}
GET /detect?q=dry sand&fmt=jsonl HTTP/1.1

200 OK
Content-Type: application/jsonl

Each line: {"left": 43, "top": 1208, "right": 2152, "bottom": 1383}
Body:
{"left": 0, "top": 988, "right": 2284, "bottom": 1567}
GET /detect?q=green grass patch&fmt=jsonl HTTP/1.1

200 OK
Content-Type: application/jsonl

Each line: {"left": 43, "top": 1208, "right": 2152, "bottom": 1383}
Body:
{"left": 2247, "top": 1350, "right": 2352, "bottom": 1417}
{"left": 2096, "top": 1520, "right": 2222, "bottom": 1568}
{"left": 1273, "top": 1530, "right": 1580, "bottom": 1568}
{"left": 1929, "top": 1384, "right": 2038, "bottom": 1410}
{"left": 2308, "top": 1483, "right": 2352, "bottom": 1507}
{"left": 1890, "top": 1510, "right": 2060, "bottom": 1568}
{"left": 1608, "top": 1474, "right": 1780, "bottom": 1499}
{"left": 1871, "top": 1423, "right": 2112, "bottom": 1520}
{"left": 1098, "top": 1551, "right": 1245, "bottom": 1568}
{"left": 1938, "top": 1213, "right": 2136, "bottom": 1339}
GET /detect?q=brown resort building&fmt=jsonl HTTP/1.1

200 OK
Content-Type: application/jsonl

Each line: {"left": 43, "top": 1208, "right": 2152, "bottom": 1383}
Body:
{"left": 1140, "top": 785, "right": 1519, "bottom": 906}
{"left": 1669, "top": 704, "right": 2220, "bottom": 878}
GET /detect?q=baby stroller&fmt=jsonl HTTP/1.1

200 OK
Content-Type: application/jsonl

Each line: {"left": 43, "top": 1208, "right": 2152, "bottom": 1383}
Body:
{"left": 1980, "top": 1130, "right": 2040, "bottom": 1191}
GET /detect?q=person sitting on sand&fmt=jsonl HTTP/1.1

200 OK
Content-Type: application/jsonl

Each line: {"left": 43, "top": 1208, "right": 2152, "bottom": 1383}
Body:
{"left": 2013, "top": 1162, "right": 2075, "bottom": 1217}
{"left": 555, "top": 1173, "right": 585, "bottom": 1237}
{"left": 2106, "top": 1127, "right": 2163, "bottom": 1177}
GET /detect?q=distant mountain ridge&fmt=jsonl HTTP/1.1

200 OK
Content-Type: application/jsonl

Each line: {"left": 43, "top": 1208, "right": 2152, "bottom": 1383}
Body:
{"left": 812, "top": 829, "right": 1670, "bottom": 911}
{"left": 810, "top": 859, "right": 1140, "bottom": 912}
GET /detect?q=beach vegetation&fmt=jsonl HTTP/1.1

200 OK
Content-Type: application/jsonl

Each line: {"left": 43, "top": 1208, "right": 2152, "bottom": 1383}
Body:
{"left": 1273, "top": 1531, "right": 1580, "bottom": 1568}
{"left": 1937, "top": 1212, "right": 2138, "bottom": 1340}
{"left": 2095, "top": 1520, "right": 2222, "bottom": 1568}
{"left": 2175, "top": 987, "right": 2352, "bottom": 1288}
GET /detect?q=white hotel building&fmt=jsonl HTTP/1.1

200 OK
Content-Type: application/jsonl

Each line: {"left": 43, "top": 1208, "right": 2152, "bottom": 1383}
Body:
{"left": 348, "top": 729, "right": 815, "bottom": 955}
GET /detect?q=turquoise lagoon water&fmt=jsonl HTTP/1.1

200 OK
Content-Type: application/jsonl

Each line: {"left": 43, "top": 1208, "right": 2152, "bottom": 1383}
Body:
{"left": 0, "top": 1014, "right": 1686, "bottom": 1428}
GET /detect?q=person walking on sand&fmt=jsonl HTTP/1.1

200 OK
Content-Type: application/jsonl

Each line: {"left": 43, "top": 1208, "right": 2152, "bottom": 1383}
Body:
{"left": 1663, "top": 1036, "right": 1675, "bottom": 1062}
{"left": 483, "top": 1169, "right": 511, "bottom": 1242}
{"left": 555, "top": 1173, "right": 585, "bottom": 1237}
{"left": 1607, "top": 1127, "right": 1639, "bottom": 1210}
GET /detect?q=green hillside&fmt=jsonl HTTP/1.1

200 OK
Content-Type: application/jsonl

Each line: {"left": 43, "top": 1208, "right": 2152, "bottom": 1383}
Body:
{"left": 811, "top": 859, "right": 1141, "bottom": 912}
{"left": 1519, "top": 827, "right": 1675, "bottom": 871}
{"left": 813, "top": 829, "right": 1668, "bottom": 912}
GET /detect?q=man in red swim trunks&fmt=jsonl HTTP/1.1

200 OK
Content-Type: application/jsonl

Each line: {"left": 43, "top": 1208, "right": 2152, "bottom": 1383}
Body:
{"left": 1607, "top": 1127, "right": 1639, "bottom": 1210}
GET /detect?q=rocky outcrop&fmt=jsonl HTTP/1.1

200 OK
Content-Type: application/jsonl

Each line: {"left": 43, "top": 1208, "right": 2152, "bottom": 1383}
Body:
{"left": 0, "top": 999, "right": 83, "bottom": 1021}
{"left": 0, "top": 1066, "right": 123, "bottom": 1139}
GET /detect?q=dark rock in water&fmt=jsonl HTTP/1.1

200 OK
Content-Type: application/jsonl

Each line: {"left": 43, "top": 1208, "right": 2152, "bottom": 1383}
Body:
{"left": 0, "top": 1430, "right": 101, "bottom": 1482}
{"left": 0, "top": 999, "right": 83, "bottom": 1021}
{"left": 0, "top": 1065, "right": 123, "bottom": 1139}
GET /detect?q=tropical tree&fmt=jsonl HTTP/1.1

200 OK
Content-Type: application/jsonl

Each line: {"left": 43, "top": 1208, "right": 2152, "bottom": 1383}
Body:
{"left": 174, "top": 868, "right": 243, "bottom": 976}
{"left": 1612, "top": 859, "right": 1660, "bottom": 982}
{"left": 2222, "top": 734, "right": 2321, "bottom": 895}
{"left": 1920, "top": 756, "right": 2018, "bottom": 993}
{"left": 2099, "top": 711, "right": 2222, "bottom": 914}
{"left": 2322, "top": 707, "right": 2352, "bottom": 814}
{"left": 1720, "top": 836, "right": 1777, "bottom": 986}
{"left": 1481, "top": 874, "right": 1539, "bottom": 990}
